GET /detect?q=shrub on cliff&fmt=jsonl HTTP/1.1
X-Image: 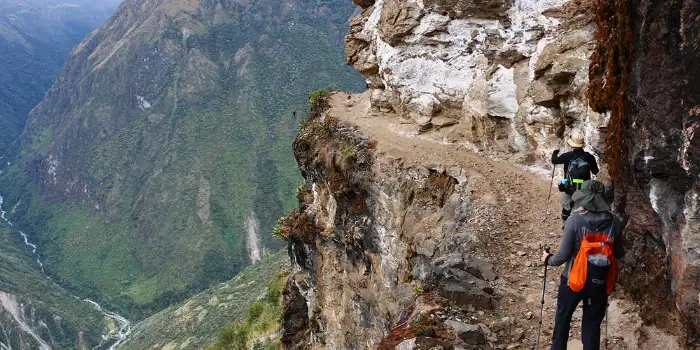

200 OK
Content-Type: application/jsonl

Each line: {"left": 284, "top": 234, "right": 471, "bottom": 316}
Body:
{"left": 206, "top": 272, "right": 288, "bottom": 349}
{"left": 309, "top": 88, "right": 331, "bottom": 104}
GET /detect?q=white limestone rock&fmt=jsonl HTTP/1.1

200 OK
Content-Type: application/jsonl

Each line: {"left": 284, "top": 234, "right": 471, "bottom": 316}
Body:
{"left": 346, "top": 0, "right": 601, "bottom": 166}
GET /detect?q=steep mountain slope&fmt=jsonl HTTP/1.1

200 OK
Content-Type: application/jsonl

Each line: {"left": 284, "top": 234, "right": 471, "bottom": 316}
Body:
{"left": 0, "top": 0, "right": 362, "bottom": 317}
{"left": 119, "top": 251, "right": 287, "bottom": 350}
{"left": 0, "top": 0, "right": 120, "bottom": 156}
{"left": 0, "top": 224, "right": 109, "bottom": 349}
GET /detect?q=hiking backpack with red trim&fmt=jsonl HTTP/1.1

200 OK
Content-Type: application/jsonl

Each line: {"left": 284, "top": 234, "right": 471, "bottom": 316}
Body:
{"left": 568, "top": 229, "right": 617, "bottom": 295}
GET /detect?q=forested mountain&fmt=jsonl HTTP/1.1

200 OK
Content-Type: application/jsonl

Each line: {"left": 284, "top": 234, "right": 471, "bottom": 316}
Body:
{"left": 0, "top": 0, "right": 362, "bottom": 318}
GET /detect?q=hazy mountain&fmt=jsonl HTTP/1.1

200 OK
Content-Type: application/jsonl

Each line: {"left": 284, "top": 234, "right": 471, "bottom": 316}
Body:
{"left": 0, "top": 0, "right": 120, "bottom": 156}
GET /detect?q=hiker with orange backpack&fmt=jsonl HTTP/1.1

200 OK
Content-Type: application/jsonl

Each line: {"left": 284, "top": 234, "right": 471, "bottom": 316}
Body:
{"left": 541, "top": 180, "right": 625, "bottom": 350}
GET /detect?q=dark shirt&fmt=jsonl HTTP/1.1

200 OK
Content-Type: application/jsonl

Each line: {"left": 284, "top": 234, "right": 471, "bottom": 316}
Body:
{"left": 548, "top": 211, "right": 625, "bottom": 278}
{"left": 552, "top": 148, "right": 599, "bottom": 179}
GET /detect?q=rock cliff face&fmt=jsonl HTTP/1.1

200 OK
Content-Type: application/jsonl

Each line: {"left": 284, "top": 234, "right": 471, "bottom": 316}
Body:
{"left": 284, "top": 95, "right": 518, "bottom": 348}
{"left": 345, "top": 0, "right": 605, "bottom": 164}
{"left": 281, "top": 0, "right": 700, "bottom": 348}
{"left": 611, "top": 0, "right": 700, "bottom": 346}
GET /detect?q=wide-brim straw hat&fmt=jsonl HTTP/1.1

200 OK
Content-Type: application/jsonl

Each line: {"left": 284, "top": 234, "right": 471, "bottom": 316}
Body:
{"left": 567, "top": 133, "right": 585, "bottom": 148}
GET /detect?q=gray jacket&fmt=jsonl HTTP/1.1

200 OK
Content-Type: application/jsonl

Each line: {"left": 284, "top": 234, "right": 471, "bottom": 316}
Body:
{"left": 547, "top": 211, "right": 625, "bottom": 279}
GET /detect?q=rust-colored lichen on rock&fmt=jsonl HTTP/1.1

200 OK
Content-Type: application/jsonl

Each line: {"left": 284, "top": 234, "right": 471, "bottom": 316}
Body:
{"left": 377, "top": 293, "right": 455, "bottom": 350}
{"left": 426, "top": 170, "right": 458, "bottom": 207}
{"left": 281, "top": 210, "right": 321, "bottom": 244}
{"left": 587, "top": 0, "right": 634, "bottom": 184}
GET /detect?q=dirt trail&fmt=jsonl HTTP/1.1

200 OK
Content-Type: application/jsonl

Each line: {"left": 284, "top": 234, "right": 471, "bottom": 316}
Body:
{"left": 326, "top": 92, "right": 680, "bottom": 350}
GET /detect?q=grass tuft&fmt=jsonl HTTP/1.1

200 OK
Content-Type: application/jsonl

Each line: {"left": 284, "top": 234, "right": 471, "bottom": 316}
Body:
{"left": 308, "top": 88, "right": 331, "bottom": 105}
{"left": 206, "top": 271, "right": 289, "bottom": 350}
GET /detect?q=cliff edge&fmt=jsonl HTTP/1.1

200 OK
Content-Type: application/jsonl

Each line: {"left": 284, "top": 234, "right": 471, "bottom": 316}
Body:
{"left": 280, "top": 0, "right": 700, "bottom": 348}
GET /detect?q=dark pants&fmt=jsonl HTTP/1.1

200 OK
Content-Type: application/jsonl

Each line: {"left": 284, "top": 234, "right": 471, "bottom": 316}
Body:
{"left": 561, "top": 193, "right": 573, "bottom": 225}
{"left": 561, "top": 207, "right": 571, "bottom": 226}
{"left": 551, "top": 276, "right": 608, "bottom": 350}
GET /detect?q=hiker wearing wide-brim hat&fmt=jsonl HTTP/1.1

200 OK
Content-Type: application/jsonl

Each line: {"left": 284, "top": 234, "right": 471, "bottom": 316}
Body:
{"left": 567, "top": 133, "right": 585, "bottom": 148}
{"left": 541, "top": 180, "right": 625, "bottom": 350}
{"left": 572, "top": 180, "right": 610, "bottom": 212}
{"left": 551, "top": 132, "right": 600, "bottom": 227}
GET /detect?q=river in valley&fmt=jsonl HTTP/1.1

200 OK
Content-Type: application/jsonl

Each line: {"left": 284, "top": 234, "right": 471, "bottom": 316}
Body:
{"left": 0, "top": 191, "right": 131, "bottom": 349}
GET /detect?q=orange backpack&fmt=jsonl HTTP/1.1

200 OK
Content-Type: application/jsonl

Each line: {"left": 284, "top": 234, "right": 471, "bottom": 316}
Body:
{"left": 568, "top": 232, "right": 617, "bottom": 295}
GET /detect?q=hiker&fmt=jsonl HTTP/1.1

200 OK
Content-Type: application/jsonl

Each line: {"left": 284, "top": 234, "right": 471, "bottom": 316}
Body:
{"left": 541, "top": 180, "right": 625, "bottom": 350}
{"left": 551, "top": 132, "right": 599, "bottom": 225}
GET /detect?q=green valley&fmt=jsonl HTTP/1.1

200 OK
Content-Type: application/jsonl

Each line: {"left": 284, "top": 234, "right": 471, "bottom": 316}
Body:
{"left": 0, "top": 0, "right": 362, "bottom": 319}
{"left": 0, "top": 224, "right": 109, "bottom": 349}
{"left": 119, "top": 251, "right": 288, "bottom": 350}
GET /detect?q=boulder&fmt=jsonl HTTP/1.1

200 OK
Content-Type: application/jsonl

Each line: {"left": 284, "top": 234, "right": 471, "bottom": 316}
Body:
{"left": 409, "top": 94, "right": 442, "bottom": 120}
{"left": 534, "top": 29, "right": 594, "bottom": 77}
{"left": 371, "top": 89, "right": 394, "bottom": 111}
{"left": 519, "top": 97, "right": 558, "bottom": 125}
{"left": 431, "top": 116, "right": 459, "bottom": 130}
{"left": 495, "top": 49, "right": 528, "bottom": 69}
{"left": 438, "top": 272, "right": 493, "bottom": 310}
{"left": 396, "top": 338, "right": 417, "bottom": 350}
{"left": 464, "top": 77, "right": 489, "bottom": 118}
{"left": 379, "top": 1, "right": 423, "bottom": 44}
{"left": 490, "top": 316, "right": 515, "bottom": 332}
{"left": 487, "top": 66, "right": 518, "bottom": 119}
{"left": 549, "top": 55, "right": 586, "bottom": 79}
{"left": 444, "top": 320, "right": 487, "bottom": 345}
{"left": 529, "top": 79, "right": 557, "bottom": 108}
{"left": 432, "top": 254, "right": 497, "bottom": 281}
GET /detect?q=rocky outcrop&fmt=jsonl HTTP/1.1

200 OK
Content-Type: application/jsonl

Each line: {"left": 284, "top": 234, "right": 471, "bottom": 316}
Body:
{"left": 345, "top": 0, "right": 605, "bottom": 164}
{"left": 282, "top": 97, "right": 509, "bottom": 348}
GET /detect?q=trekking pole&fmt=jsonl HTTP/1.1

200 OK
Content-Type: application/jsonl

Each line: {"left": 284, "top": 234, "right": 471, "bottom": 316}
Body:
{"left": 534, "top": 246, "right": 551, "bottom": 350}
{"left": 542, "top": 165, "right": 557, "bottom": 223}
{"left": 605, "top": 302, "right": 609, "bottom": 349}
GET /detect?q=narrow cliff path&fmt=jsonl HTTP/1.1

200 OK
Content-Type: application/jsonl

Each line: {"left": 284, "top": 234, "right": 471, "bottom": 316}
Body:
{"left": 326, "top": 92, "right": 679, "bottom": 350}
